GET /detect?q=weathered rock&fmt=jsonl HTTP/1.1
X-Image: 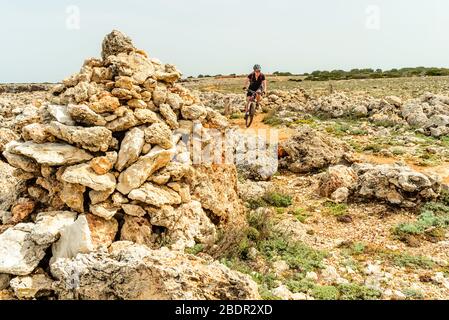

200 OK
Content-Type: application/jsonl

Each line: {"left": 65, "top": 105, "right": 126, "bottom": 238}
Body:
{"left": 0, "top": 128, "right": 19, "bottom": 152}
{"left": 107, "top": 52, "right": 155, "bottom": 84}
{"left": 42, "top": 105, "right": 75, "bottom": 126}
{"left": 89, "top": 188, "right": 115, "bottom": 205}
{"left": 90, "top": 201, "right": 119, "bottom": 220}
{"left": 159, "top": 104, "right": 179, "bottom": 129}
{"left": 150, "top": 201, "right": 216, "bottom": 251}
{"left": 352, "top": 163, "right": 440, "bottom": 207}
{"left": 10, "top": 198, "right": 35, "bottom": 223}
{"left": 60, "top": 182, "right": 85, "bottom": 213}
{"left": 61, "top": 163, "right": 116, "bottom": 191}
{"left": 7, "top": 141, "right": 93, "bottom": 166}
{"left": 116, "top": 127, "right": 145, "bottom": 171}
{"left": 10, "top": 273, "right": 54, "bottom": 299}
{"left": 46, "top": 121, "right": 113, "bottom": 152}
{"left": 90, "top": 152, "right": 117, "bottom": 175}
{"left": 120, "top": 216, "right": 153, "bottom": 246}
{"left": 67, "top": 104, "right": 106, "bottom": 126}
{"left": 116, "top": 148, "right": 173, "bottom": 194}
{"left": 128, "top": 183, "right": 181, "bottom": 207}
{"left": 22, "top": 123, "right": 52, "bottom": 143}
{"left": 30, "top": 211, "right": 78, "bottom": 245}
{"left": 3, "top": 143, "right": 41, "bottom": 173}
{"left": 121, "top": 204, "right": 146, "bottom": 217}
{"left": 279, "top": 127, "right": 352, "bottom": 173}
{"left": 51, "top": 243, "right": 260, "bottom": 300}
{"left": 236, "top": 149, "right": 278, "bottom": 181}
{"left": 0, "top": 224, "right": 48, "bottom": 276}
{"left": 101, "top": 30, "right": 135, "bottom": 60}
{"left": 0, "top": 274, "right": 11, "bottom": 290}
{"left": 51, "top": 214, "right": 118, "bottom": 263}
{"left": 181, "top": 104, "right": 207, "bottom": 120}
{"left": 106, "top": 109, "right": 140, "bottom": 132}
{"left": 188, "top": 165, "right": 245, "bottom": 224}
{"left": 144, "top": 122, "right": 173, "bottom": 149}
{"left": 0, "top": 161, "right": 26, "bottom": 211}
{"left": 89, "top": 95, "right": 120, "bottom": 114}
{"left": 318, "top": 165, "right": 358, "bottom": 198}
{"left": 133, "top": 108, "right": 160, "bottom": 123}
{"left": 127, "top": 99, "right": 147, "bottom": 109}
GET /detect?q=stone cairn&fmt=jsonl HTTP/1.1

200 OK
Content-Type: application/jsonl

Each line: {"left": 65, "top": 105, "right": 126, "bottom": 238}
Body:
{"left": 0, "top": 29, "right": 247, "bottom": 279}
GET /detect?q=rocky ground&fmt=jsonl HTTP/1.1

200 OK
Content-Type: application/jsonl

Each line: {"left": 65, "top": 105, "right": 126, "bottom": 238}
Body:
{"left": 1, "top": 31, "right": 449, "bottom": 300}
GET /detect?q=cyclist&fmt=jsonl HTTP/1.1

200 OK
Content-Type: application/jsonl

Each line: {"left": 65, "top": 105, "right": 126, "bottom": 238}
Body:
{"left": 243, "top": 64, "right": 267, "bottom": 118}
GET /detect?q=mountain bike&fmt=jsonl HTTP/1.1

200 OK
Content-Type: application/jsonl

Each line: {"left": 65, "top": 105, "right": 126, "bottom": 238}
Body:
{"left": 244, "top": 89, "right": 263, "bottom": 128}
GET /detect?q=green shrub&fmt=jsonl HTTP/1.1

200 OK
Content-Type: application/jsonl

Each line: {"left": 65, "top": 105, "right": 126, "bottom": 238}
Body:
{"left": 185, "top": 243, "right": 204, "bottom": 255}
{"left": 263, "top": 192, "right": 293, "bottom": 208}
{"left": 324, "top": 202, "right": 348, "bottom": 216}
{"left": 311, "top": 285, "right": 339, "bottom": 300}
{"left": 337, "top": 283, "right": 382, "bottom": 300}
{"left": 258, "top": 236, "right": 326, "bottom": 272}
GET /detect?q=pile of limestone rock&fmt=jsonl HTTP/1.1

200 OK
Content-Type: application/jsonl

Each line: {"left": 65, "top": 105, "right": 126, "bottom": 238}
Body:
{"left": 0, "top": 30, "right": 259, "bottom": 300}
{"left": 318, "top": 163, "right": 441, "bottom": 207}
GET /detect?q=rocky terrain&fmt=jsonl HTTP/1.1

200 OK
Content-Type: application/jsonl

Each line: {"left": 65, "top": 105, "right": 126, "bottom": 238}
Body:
{"left": 1, "top": 30, "right": 449, "bottom": 301}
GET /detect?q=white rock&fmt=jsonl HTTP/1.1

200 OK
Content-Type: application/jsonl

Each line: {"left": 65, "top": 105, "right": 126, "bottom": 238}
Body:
{"left": 0, "top": 224, "right": 49, "bottom": 276}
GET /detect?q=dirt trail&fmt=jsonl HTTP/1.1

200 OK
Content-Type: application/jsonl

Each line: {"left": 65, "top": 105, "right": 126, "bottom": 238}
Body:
{"left": 230, "top": 114, "right": 295, "bottom": 141}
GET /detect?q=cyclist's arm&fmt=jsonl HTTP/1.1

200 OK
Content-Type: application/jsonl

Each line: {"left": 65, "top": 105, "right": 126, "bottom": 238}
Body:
{"left": 244, "top": 77, "right": 250, "bottom": 90}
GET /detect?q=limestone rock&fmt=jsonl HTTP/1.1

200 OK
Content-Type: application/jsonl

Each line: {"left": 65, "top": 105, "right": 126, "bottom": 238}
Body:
{"left": 133, "top": 108, "right": 160, "bottom": 123}
{"left": 121, "top": 204, "right": 146, "bottom": 217}
{"left": 0, "top": 160, "right": 26, "bottom": 211}
{"left": 106, "top": 109, "right": 140, "bottom": 132}
{"left": 10, "top": 198, "right": 35, "bottom": 223}
{"left": 46, "top": 121, "right": 113, "bottom": 152}
{"left": 151, "top": 201, "right": 216, "bottom": 251}
{"left": 279, "top": 127, "right": 352, "bottom": 173}
{"left": 108, "top": 52, "right": 155, "bottom": 84}
{"left": 101, "top": 30, "right": 135, "bottom": 60}
{"left": 159, "top": 104, "right": 179, "bottom": 129}
{"left": 181, "top": 104, "right": 207, "bottom": 120}
{"left": 51, "top": 243, "right": 260, "bottom": 300}
{"left": 116, "top": 127, "right": 145, "bottom": 171}
{"left": 89, "top": 95, "right": 120, "bottom": 114}
{"left": 90, "top": 201, "right": 119, "bottom": 220}
{"left": 3, "top": 143, "right": 40, "bottom": 173}
{"left": 22, "top": 123, "right": 53, "bottom": 143}
{"left": 120, "top": 216, "right": 153, "bottom": 246}
{"left": 90, "top": 152, "right": 117, "bottom": 175}
{"left": 67, "top": 104, "right": 106, "bottom": 126}
{"left": 318, "top": 165, "right": 358, "bottom": 198}
{"left": 10, "top": 273, "right": 54, "bottom": 299}
{"left": 30, "top": 211, "right": 78, "bottom": 245}
{"left": 352, "top": 163, "right": 440, "bottom": 207}
{"left": 42, "top": 105, "right": 75, "bottom": 126}
{"left": 51, "top": 214, "right": 117, "bottom": 263}
{"left": 0, "top": 224, "right": 48, "bottom": 276}
{"left": 89, "top": 188, "right": 115, "bottom": 205}
{"left": 128, "top": 183, "right": 181, "bottom": 207}
{"left": 60, "top": 182, "right": 85, "bottom": 213}
{"left": 7, "top": 141, "right": 93, "bottom": 166}
{"left": 144, "top": 122, "right": 173, "bottom": 149}
{"left": 0, "top": 128, "right": 19, "bottom": 152}
{"left": 61, "top": 163, "right": 116, "bottom": 191}
{"left": 116, "top": 148, "right": 173, "bottom": 194}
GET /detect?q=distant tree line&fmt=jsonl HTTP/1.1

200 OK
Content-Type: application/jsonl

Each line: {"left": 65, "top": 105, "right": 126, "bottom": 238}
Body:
{"left": 303, "top": 67, "right": 449, "bottom": 81}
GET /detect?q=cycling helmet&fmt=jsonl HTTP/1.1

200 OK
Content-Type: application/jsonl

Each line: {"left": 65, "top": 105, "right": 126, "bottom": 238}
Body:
{"left": 253, "top": 64, "right": 261, "bottom": 71}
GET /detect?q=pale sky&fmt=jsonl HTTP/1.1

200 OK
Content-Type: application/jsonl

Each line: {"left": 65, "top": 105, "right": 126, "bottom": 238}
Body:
{"left": 0, "top": 0, "right": 448, "bottom": 82}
